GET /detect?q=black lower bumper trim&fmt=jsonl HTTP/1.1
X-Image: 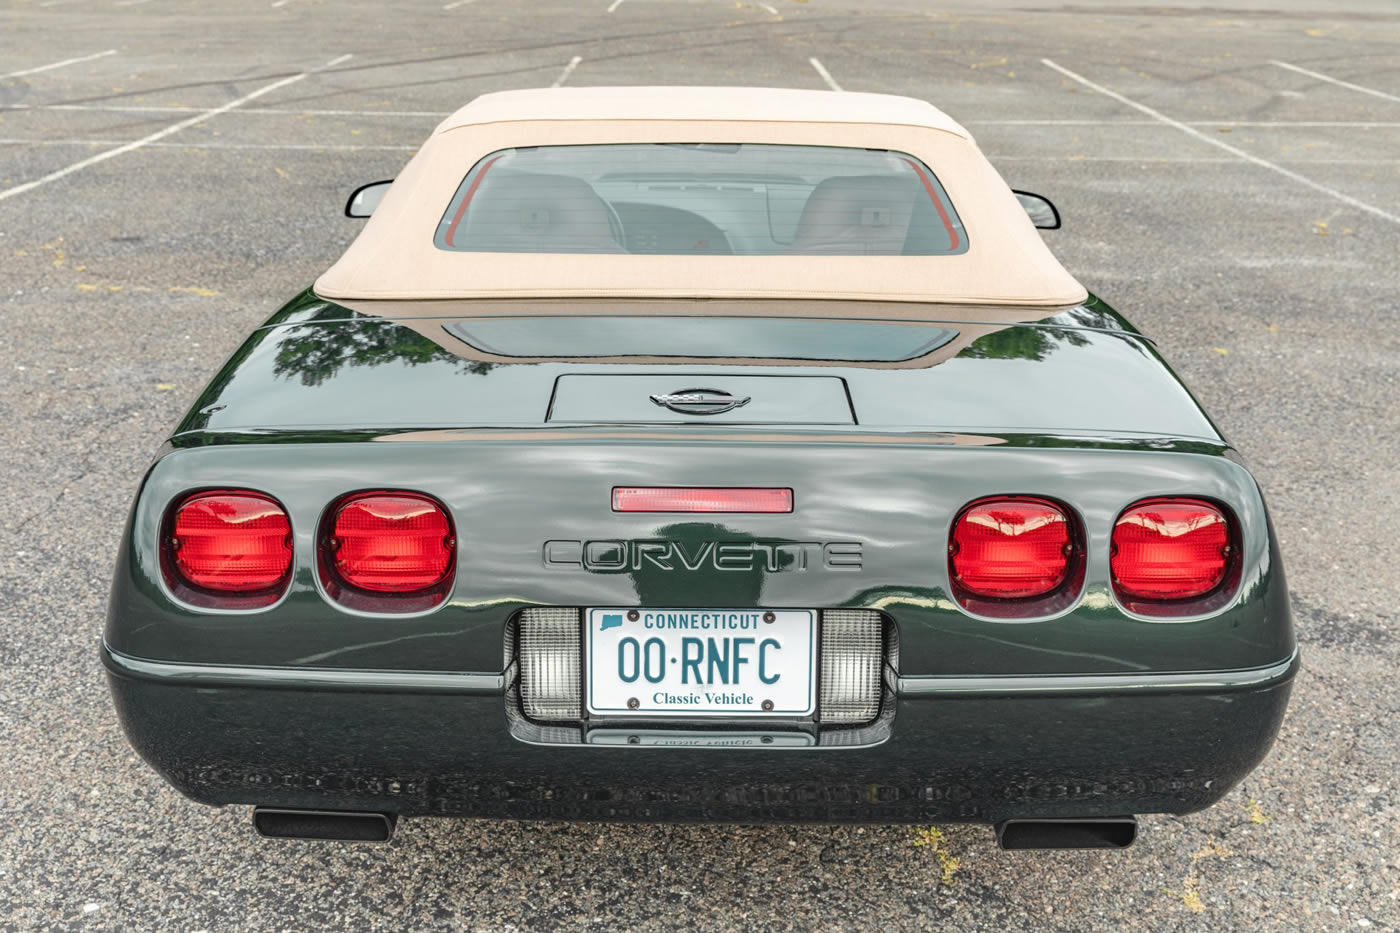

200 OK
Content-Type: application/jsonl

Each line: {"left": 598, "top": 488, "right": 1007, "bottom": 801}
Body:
{"left": 107, "top": 657, "right": 1295, "bottom": 824}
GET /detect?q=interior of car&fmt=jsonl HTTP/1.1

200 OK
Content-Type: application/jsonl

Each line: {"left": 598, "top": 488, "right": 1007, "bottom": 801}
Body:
{"left": 434, "top": 143, "right": 969, "bottom": 256}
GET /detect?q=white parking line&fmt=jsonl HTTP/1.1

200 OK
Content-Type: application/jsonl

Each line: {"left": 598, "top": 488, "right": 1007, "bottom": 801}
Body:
{"left": 271, "top": 0, "right": 295, "bottom": 7}
{"left": 988, "top": 155, "right": 1400, "bottom": 164}
{"left": 114, "top": 0, "right": 153, "bottom": 6}
{"left": 969, "top": 119, "right": 1400, "bottom": 128}
{"left": 0, "top": 54, "right": 353, "bottom": 204}
{"left": 552, "top": 56, "right": 583, "bottom": 89}
{"left": 1, "top": 49, "right": 117, "bottom": 80}
{"left": 606, "top": 0, "right": 625, "bottom": 12}
{"left": 0, "top": 138, "right": 418, "bottom": 152}
{"left": 1195, "top": 120, "right": 1400, "bottom": 128}
{"left": 1041, "top": 58, "right": 1400, "bottom": 226}
{"left": 11, "top": 103, "right": 446, "bottom": 117}
{"left": 1270, "top": 61, "right": 1400, "bottom": 106}
{"left": 758, "top": 3, "right": 779, "bottom": 14}
{"left": 808, "top": 57, "right": 841, "bottom": 92}
{"left": 443, "top": 0, "right": 476, "bottom": 8}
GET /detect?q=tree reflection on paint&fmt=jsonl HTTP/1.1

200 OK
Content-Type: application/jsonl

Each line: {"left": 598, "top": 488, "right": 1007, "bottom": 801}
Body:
{"left": 628, "top": 522, "right": 794, "bottom": 607}
{"left": 958, "top": 324, "right": 1092, "bottom": 362}
{"left": 271, "top": 306, "right": 493, "bottom": 387}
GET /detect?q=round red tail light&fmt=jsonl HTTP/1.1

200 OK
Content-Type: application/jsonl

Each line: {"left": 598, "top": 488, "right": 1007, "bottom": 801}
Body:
{"left": 166, "top": 490, "right": 292, "bottom": 605}
{"left": 950, "top": 497, "right": 1073, "bottom": 600}
{"left": 326, "top": 492, "right": 454, "bottom": 597}
{"left": 1111, "top": 498, "right": 1231, "bottom": 602}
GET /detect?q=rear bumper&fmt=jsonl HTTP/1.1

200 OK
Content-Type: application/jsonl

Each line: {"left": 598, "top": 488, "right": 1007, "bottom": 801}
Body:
{"left": 104, "top": 643, "right": 1297, "bottom": 824}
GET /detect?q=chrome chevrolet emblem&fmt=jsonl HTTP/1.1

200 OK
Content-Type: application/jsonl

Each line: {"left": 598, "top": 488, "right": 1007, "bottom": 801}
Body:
{"left": 649, "top": 388, "right": 751, "bottom": 416}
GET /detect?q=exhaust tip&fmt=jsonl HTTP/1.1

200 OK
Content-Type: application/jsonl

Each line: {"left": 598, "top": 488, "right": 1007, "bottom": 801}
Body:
{"left": 995, "top": 816, "right": 1137, "bottom": 850}
{"left": 253, "top": 808, "right": 397, "bottom": 843}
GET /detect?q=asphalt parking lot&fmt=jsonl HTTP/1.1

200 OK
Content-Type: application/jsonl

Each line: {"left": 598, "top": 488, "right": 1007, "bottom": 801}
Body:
{"left": 2, "top": 0, "right": 1398, "bottom": 929}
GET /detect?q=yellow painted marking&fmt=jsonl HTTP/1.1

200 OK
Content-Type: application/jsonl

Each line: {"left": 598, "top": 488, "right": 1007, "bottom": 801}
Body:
{"left": 1248, "top": 797, "right": 1270, "bottom": 824}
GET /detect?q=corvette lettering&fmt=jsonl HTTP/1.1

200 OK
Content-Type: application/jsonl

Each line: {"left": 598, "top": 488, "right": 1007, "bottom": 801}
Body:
{"left": 544, "top": 539, "right": 862, "bottom": 571}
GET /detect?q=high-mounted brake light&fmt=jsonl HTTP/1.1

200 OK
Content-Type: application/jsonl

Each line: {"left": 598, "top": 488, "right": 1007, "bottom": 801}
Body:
{"left": 164, "top": 490, "right": 292, "bottom": 607}
{"left": 1111, "top": 498, "right": 1232, "bottom": 603}
{"left": 612, "top": 487, "right": 793, "bottom": 513}
{"left": 949, "top": 497, "right": 1074, "bottom": 601}
{"left": 323, "top": 492, "right": 455, "bottom": 607}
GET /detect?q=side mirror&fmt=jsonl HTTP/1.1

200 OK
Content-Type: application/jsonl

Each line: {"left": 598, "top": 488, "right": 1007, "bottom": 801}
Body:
{"left": 345, "top": 180, "right": 393, "bottom": 218}
{"left": 1012, "top": 190, "right": 1062, "bottom": 230}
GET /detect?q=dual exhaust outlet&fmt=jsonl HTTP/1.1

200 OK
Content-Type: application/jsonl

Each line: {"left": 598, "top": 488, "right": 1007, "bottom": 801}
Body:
{"left": 995, "top": 816, "right": 1137, "bottom": 850}
{"left": 252, "top": 807, "right": 1136, "bottom": 850}
{"left": 253, "top": 808, "right": 397, "bottom": 843}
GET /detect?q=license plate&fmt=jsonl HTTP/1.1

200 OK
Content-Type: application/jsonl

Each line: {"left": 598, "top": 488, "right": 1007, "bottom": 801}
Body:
{"left": 585, "top": 609, "right": 816, "bottom": 717}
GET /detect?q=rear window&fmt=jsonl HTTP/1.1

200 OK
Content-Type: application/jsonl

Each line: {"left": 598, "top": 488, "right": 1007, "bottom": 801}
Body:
{"left": 442, "top": 316, "right": 959, "bottom": 362}
{"left": 434, "top": 144, "right": 967, "bottom": 256}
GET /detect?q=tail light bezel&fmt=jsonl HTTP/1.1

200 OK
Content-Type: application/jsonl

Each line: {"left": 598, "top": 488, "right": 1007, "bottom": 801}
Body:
{"left": 317, "top": 489, "right": 457, "bottom": 615}
{"left": 947, "top": 495, "right": 1086, "bottom": 619}
{"left": 160, "top": 488, "right": 294, "bottom": 611}
{"left": 1110, "top": 496, "right": 1242, "bottom": 618}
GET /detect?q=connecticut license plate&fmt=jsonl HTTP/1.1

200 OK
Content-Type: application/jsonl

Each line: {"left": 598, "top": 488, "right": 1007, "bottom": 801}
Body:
{"left": 585, "top": 609, "right": 816, "bottom": 717}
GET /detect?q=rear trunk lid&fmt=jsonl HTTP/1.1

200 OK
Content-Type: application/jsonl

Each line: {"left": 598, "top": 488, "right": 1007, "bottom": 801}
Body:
{"left": 179, "top": 293, "right": 1219, "bottom": 441}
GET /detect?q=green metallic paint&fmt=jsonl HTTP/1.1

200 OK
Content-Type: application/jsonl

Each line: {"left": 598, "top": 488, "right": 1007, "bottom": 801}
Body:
{"left": 110, "top": 291, "right": 1291, "bottom": 678}
{"left": 101, "top": 643, "right": 505, "bottom": 694}
{"left": 106, "top": 670, "right": 1294, "bottom": 821}
{"left": 106, "top": 287, "right": 1295, "bottom": 823}
{"left": 173, "top": 291, "right": 1219, "bottom": 439}
{"left": 896, "top": 649, "right": 1299, "bottom": 696}
{"left": 108, "top": 422, "right": 1292, "bottom": 678}
{"left": 102, "top": 640, "right": 1298, "bottom": 698}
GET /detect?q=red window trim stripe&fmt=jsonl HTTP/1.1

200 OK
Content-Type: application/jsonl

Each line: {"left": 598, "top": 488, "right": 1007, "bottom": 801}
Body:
{"left": 443, "top": 155, "right": 502, "bottom": 247}
{"left": 899, "top": 157, "right": 961, "bottom": 252}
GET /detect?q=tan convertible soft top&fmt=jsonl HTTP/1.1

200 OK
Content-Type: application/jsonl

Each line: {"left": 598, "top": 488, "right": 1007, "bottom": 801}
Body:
{"left": 315, "top": 87, "right": 1087, "bottom": 307}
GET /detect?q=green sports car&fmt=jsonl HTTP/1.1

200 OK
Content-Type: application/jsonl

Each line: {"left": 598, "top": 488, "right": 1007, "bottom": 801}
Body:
{"left": 104, "top": 87, "right": 1296, "bottom": 849}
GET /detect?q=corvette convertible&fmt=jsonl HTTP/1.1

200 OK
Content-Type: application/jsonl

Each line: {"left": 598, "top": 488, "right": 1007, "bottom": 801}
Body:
{"left": 104, "top": 87, "right": 1296, "bottom": 849}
